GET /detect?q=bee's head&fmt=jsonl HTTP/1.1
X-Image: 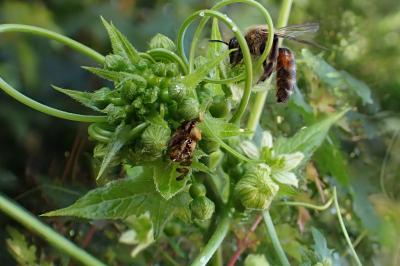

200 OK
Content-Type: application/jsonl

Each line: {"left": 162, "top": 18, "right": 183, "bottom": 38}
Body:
{"left": 228, "top": 37, "right": 242, "bottom": 66}
{"left": 208, "top": 37, "right": 243, "bottom": 66}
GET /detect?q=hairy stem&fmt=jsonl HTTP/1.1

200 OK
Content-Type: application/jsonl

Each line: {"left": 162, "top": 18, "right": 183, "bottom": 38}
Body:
{"left": 333, "top": 187, "right": 362, "bottom": 266}
{"left": 262, "top": 211, "right": 291, "bottom": 266}
{"left": 246, "top": 0, "right": 293, "bottom": 133}
{"left": 191, "top": 211, "right": 230, "bottom": 266}
{"left": 0, "top": 193, "right": 106, "bottom": 266}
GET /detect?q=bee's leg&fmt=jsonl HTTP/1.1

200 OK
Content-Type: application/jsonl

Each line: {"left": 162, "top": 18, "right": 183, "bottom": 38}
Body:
{"left": 258, "top": 36, "right": 279, "bottom": 83}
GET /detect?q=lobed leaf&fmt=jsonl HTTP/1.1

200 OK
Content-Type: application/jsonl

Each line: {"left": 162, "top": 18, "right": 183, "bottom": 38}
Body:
{"left": 52, "top": 85, "right": 103, "bottom": 112}
{"left": 101, "top": 17, "right": 140, "bottom": 64}
{"left": 82, "top": 66, "right": 134, "bottom": 82}
{"left": 43, "top": 167, "right": 189, "bottom": 238}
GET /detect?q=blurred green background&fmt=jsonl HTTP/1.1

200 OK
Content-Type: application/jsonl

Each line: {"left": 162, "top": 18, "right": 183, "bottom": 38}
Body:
{"left": 1, "top": 0, "right": 399, "bottom": 265}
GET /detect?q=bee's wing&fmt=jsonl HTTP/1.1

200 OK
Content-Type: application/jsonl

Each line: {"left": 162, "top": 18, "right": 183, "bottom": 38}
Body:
{"left": 275, "top": 23, "right": 320, "bottom": 37}
{"left": 261, "top": 23, "right": 327, "bottom": 49}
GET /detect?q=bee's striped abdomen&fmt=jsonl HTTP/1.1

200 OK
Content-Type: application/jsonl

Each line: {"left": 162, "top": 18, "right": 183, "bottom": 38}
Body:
{"left": 276, "top": 47, "right": 296, "bottom": 103}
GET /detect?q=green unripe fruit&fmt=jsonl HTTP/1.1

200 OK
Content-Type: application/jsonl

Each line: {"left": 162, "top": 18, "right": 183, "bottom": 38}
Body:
{"left": 104, "top": 54, "right": 127, "bottom": 71}
{"left": 180, "top": 97, "right": 199, "bottom": 120}
{"left": 152, "top": 62, "right": 167, "bottom": 77}
{"left": 164, "top": 223, "right": 181, "bottom": 237}
{"left": 168, "top": 82, "right": 187, "bottom": 101}
{"left": 209, "top": 95, "right": 230, "bottom": 118}
{"left": 190, "top": 183, "right": 207, "bottom": 198}
{"left": 149, "top": 33, "right": 176, "bottom": 51}
{"left": 235, "top": 167, "right": 279, "bottom": 210}
{"left": 190, "top": 196, "right": 215, "bottom": 221}
{"left": 160, "top": 87, "right": 170, "bottom": 102}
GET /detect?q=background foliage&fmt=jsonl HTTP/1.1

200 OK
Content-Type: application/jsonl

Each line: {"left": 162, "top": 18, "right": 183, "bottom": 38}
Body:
{"left": 1, "top": 0, "right": 399, "bottom": 265}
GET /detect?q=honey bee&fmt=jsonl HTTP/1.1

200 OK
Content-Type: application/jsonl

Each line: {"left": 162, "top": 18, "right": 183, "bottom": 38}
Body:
{"left": 210, "top": 23, "right": 323, "bottom": 103}
{"left": 168, "top": 116, "right": 202, "bottom": 180}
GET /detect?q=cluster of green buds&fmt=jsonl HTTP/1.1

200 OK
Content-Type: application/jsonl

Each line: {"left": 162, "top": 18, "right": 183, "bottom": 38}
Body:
{"left": 98, "top": 35, "right": 191, "bottom": 124}
{"left": 189, "top": 183, "right": 215, "bottom": 221}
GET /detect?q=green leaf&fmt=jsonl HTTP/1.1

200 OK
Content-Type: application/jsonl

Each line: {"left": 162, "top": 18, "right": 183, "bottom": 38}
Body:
{"left": 153, "top": 160, "right": 189, "bottom": 200}
{"left": 274, "top": 109, "right": 349, "bottom": 160}
{"left": 182, "top": 49, "right": 232, "bottom": 93}
{"left": 301, "top": 49, "right": 372, "bottom": 105}
{"left": 199, "top": 114, "right": 249, "bottom": 139}
{"left": 6, "top": 227, "right": 38, "bottom": 265}
{"left": 96, "top": 123, "right": 131, "bottom": 180}
{"left": 52, "top": 85, "right": 104, "bottom": 112}
{"left": 314, "top": 138, "right": 350, "bottom": 186}
{"left": 82, "top": 66, "right": 133, "bottom": 82}
{"left": 101, "top": 17, "right": 139, "bottom": 64}
{"left": 43, "top": 167, "right": 188, "bottom": 238}
{"left": 311, "top": 227, "right": 331, "bottom": 261}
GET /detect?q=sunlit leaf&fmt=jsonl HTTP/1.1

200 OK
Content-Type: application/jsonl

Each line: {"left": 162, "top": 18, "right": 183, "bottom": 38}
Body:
{"left": 274, "top": 109, "right": 349, "bottom": 160}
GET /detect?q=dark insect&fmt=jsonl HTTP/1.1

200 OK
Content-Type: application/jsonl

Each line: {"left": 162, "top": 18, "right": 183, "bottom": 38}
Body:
{"left": 210, "top": 23, "right": 323, "bottom": 103}
{"left": 168, "top": 117, "right": 202, "bottom": 180}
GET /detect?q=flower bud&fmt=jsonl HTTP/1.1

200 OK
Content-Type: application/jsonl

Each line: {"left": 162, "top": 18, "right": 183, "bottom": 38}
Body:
{"left": 104, "top": 54, "right": 127, "bottom": 71}
{"left": 190, "top": 196, "right": 215, "bottom": 220}
{"left": 179, "top": 97, "right": 199, "bottom": 120}
{"left": 168, "top": 82, "right": 187, "bottom": 101}
{"left": 141, "top": 123, "right": 171, "bottom": 157}
{"left": 209, "top": 95, "right": 230, "bottom": 118}
{"left": 149, "top": 33, "right": 176, "bottom": 51}
{"left": 235, "top": 167, "right": 279, "bottom": 210}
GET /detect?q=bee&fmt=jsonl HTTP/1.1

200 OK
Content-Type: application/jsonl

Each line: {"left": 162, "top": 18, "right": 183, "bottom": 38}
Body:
{"left": 168, "top": 116, "right": 203, "bottom": 180}
{"left": 210, "top": 23, "right": 323, "bottom": 103}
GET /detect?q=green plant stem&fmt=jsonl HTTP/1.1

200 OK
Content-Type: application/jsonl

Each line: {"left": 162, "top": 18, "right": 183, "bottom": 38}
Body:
{"left": 0, "top": 24, "right": 107, "bottom": 122}
{"left": 209, "top": 247, "right": 223, "bottom": 266}
{"left": 191, "top": 211, "right": 230, "bottom": 266}
{"left": 246, "top": 0, "right": 293, "bottom": 133}
{"left": 262, "top": 211, "right": 291, "bottom": 266}
{"left": 276, "top": 196, "right": 333, "bottom": 211}
{"left": 0, "top": 193, "right": 106, "bottom": 266}
{"left": 0, "top": 24, "right": 105, "bottom": 63}
{"left": 0, "top": 77, "right": 107, "bottom": 123}
{"left": 333, "top": 187, "right": 362, "bottom": 266}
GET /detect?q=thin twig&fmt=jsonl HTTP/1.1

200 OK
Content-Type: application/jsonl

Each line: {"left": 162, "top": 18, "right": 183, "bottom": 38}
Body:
{"left": 227, "top": 214, "right": 263, "bottom": 266}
